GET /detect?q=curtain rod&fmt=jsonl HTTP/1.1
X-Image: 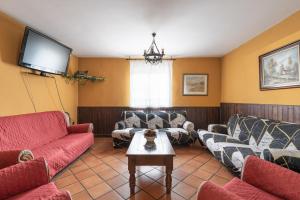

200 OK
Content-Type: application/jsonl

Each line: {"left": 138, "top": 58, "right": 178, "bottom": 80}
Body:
{"left": 126, "top": 57, "right": 176, "bottom": 61}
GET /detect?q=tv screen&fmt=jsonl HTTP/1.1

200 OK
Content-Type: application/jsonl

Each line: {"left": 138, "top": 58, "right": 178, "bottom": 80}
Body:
{"left": 19, "top": 27, "right": 72, "bottom": 75}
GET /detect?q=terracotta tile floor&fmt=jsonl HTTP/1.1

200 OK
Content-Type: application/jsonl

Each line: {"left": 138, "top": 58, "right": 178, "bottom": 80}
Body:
{"left": 54, "top": 138, "right": 235, "bottom": 200}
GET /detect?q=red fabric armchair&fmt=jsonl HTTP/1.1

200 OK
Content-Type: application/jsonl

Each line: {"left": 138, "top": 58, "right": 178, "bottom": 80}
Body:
{"left": 197, "top": 156, "right": 300, "bottom": 200}
{"left": 0, "top": 152, "right": 71, "bottom": 200}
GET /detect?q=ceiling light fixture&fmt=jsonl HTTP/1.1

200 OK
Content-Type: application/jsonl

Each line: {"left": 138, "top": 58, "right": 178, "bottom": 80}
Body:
{"left": 143, "top": 32, "right": 165, "bottom": 65}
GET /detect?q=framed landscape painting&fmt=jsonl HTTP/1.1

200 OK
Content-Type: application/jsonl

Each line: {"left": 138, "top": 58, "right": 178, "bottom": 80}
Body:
{"left": 183, "top": 74, "right": 208, "bottom": 96}
{"left": 259, "top": 40, "right": 300, "bottom": 90}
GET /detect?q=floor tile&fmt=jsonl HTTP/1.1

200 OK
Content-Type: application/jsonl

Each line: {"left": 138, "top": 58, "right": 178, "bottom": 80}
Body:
{"left": 216, "top": 167, "right": 234, "bottom": 180}
{"left": 55, "top": 175, "right": 78, "bottom": 188}
{"left": 63, "top": 182, "right": 84, "bottom": 195}
{"left": 135, "top": 175, "right": 155, "bottom": 189}
{"left": 192, "top": 169, "right": 213, "bottom": 180}
{"left": 55, "top": 169, "right": 72, "bottom": 180}
{"left": 91, "top": 163, "right": 111, "bottom": 173}
{"left": 136, "top": 166, "right": 154, "bottom": 174}
{"left": 129, "top": 190, "right": 155, "bottom": 200}
{"left": 183, "top": 175, "right": 205, "bottom": 188}
{"left": 209, "top": 175, "right": 230, "bottom": 186}
{"left": 200, "top": 162, "right": 221, "bottom": 174}
{"left": 157, "top": 176, "right": 180, "bottom": 188}
{"left": 97, "top": 168, "right": 119, "bottom": 180}
{"left": 172, "top": 168, "right": 190, "bottom": 180}
{"left": 143, "top": 181, "right": 166, "bottom": 199}
{"left": 145, "top": 168, "right": 165, "bottom": 181}
{"left": 159, "top": 192, "right": 185, "bottom": 200}
{"left": 115, "top": 183, "right": 140, "bottom": 199}
{"left": 72, "top": 190, "right": 92, "bottom": 200}
{"left": 106, "top": 174, "right": 128, "bottom": 189}
{"left": 75, "top": 169, "right": 96, "bottom": 180}
{"left": 96, "top": 191, "right": 124, "bottom": 200}
{"left": 80, "top": 175, "right": 103, "bottom": 189}
{"left": 173, "top": 182, "right": 197, "bottom": 199}
{"left": 71, "top": 163, "right": 90, "bottom": 174}
{"left": 87, "top": 182, "right": 112, "bottom": 199}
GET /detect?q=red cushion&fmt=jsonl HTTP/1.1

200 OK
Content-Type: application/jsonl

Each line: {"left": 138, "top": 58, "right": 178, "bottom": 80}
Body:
{"left": 33, "top": 133, "right": 94, "bottom": 177}
{"left": 0, "top": 111, "right": 68, "bottom": 151}
{"left": 7, "top": 183, "right": 59, "bottom": 200}
{"left": 224, "top": 178, "right": 283, "bottom": 200}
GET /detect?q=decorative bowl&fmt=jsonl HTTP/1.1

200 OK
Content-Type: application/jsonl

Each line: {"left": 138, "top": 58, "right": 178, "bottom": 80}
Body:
{"left": 144, "top": 129, "right": 157, "bottom": 148}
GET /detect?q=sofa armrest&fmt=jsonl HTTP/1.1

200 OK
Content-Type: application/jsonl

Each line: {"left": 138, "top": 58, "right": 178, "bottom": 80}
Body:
{"left": 67, "top": 123, "right": 93, "bottom": 134}
{"left": 241, "top": 155, "right": 300, "bottom": 200}
{"left": 0, "top": 150, "right": 34, "bottom": 169}
{"left": 0, "top": 157, "right": 50, "bottom": 199}
{"left": 115, "top": 120, "right": 126, "bottom": 130}
{"left": 208, "top": 124, "right": 228, "bottom": 134}
{"left": 183, "top": 121, "right": 195, "bottom": 132}
{"left": 197, "top": 181, "right": 243, "bottom": 200}
{"left": 262, "top": 148, "right": 300, "bottom": 172}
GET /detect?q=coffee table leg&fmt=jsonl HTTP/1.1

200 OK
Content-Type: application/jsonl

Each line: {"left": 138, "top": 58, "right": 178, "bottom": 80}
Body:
{"left": 166, "top": 157, "right": 173, "bottom": 193}
{"left": 128, "top": 157, "right": 136, "bottom": 194}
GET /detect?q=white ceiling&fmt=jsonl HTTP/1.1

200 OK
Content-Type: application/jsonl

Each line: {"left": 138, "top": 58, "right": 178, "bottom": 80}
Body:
{"left": 0, "top": 0, "right": 299, "bottom": 57}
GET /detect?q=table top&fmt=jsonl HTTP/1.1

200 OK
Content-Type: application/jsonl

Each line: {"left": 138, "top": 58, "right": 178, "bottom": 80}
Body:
{"left": 126, "top": 131, "right": 176, "bottom": 156}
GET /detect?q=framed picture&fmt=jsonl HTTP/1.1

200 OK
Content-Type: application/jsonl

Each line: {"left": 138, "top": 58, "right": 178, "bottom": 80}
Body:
{"left": 183, "top": 74, "right": 208, "bottom": 96}
{"left": 259, "top": 40, "right": 300, "bottom": 90}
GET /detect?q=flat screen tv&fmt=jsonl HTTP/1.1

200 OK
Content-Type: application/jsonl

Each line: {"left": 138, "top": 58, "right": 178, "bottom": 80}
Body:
{"left": 19, "top": 27, "right": 72, "bottom": 75}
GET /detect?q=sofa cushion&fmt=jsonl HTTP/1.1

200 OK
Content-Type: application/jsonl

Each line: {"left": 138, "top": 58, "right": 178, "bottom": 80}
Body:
{"left": 122, "top": 111, "right": 148, "bottom": 128}
{"left": 169, "top": 111, "right": 187, "bottom": 128}
{"left": 227, "top": 114, "right": 244, "bottom": 137}
{"left": 237, "top": 116, "right": 260, "bottom": 144}
{"left": 32, "top": 133, "right": 94, "bottom": 177}
{"left": 248, "top": 119, "right": 275, "bottom": 149}
{"left": 147, "top": 111, "right": 170, "bottom": 129}
{"left": 0, "top": 111, "right": 68, "bottom": 151}
{"left": 266, "top": 122, "right": 300, "bottom": 150}
{"left": 262, "top": 149, "right": 300, "bottom": 173}
{"left": 224, "top": 178, "right": 283, "bottom": 200}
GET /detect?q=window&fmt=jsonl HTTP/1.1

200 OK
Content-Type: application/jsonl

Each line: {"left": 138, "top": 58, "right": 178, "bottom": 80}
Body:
{"left": 130, "top": 60, "right": 172, "bottom": 107}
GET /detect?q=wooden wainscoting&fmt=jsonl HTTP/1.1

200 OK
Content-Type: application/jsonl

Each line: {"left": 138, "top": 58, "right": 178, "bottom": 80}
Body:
{"left": 78, "top": 107, "right": 220, "bottom": 137}
{"left": 220, "top": 103, "right": 300, "bottom": 124}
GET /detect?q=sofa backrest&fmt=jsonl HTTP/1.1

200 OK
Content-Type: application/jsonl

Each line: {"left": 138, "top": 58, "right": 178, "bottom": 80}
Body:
{"left": 264, "top": 122, "right": 300, "bottom": 150}
{"left": 227, "top": 114, "right": 259, "bottom": 144}
{"left": 122, "top": 110, "right": 187, "bottom": 129}
{"left": 228, "top": 114, "right": 300, "bottom": 150}
{"left": 0, "top": 111, "right": 68, "bottom": 151}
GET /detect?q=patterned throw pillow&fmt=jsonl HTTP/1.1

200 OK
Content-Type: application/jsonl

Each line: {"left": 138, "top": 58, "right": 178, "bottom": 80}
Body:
{"left": 267, "top": 122, "right": 300, "bottom": 150}
{"left": 123, "top": 111, "right": 148, "bottom": 128}
{"left": 237, "top": 116, "right": 259, "bottom": 144}
{"left": 169, "top": 111, "right": 187, "bottom": 128}
{"left": 147, "top": 111, "right": 170, "bottom": 129}
{"left": 248, "top": 119, "right": 277, "bottom": 149}
{"left": 227, "top": 114, "right": 245, "bottom": 138}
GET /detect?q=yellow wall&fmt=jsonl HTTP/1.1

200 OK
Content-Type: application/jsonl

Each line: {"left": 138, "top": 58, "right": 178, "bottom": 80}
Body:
{"left": 173, "top": 58, "right": 221, "bottom": 107}
{"left": 78, "top": 58, "right": 130, "bottom": 106}
{"left": 0, "top": 12, "right": 78, "bottom": 121}
{"left": 78, "top": 57, "right": 221, "bottom": 107}
{"left": 222, "top": 11, "right": 300, "bottom": 105}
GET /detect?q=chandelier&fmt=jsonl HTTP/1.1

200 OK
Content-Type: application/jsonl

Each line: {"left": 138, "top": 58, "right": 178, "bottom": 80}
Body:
{"left": 143, "top": 32, "right": 165, "bottom": 64}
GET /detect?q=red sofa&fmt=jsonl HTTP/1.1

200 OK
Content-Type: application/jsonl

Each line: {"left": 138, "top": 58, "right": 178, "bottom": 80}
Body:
{"left": 0, "top": 150, "right": 71, "bottom": 200}
{"left": 197, "top": 156, "right": 300, "bottom": 200}
{"left": 0, "top": 111, "right": 94, "bottom": 177}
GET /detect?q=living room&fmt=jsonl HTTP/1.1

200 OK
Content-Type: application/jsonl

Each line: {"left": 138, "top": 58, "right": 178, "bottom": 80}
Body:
{"left": 0, "top": 1, "right": 300, "bottom": 200}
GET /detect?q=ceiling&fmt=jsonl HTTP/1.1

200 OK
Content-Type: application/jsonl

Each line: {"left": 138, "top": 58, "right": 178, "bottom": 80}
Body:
{"left": 0, "top": 0, "right": 299, "bottom": 57}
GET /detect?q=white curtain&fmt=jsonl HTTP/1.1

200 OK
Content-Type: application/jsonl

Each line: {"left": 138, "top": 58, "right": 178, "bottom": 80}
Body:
{"left": 130, "top": 60, "right": 172, "bottom": 107}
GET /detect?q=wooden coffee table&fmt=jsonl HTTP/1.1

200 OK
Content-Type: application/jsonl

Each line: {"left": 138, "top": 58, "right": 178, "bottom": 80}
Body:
{"left": 126, "top": 131, "right": 176, "bottom": 194}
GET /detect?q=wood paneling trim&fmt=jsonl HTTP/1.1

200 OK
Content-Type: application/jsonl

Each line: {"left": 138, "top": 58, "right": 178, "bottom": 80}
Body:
{"left": 220, "top": 103, "right": 300, "bottom": 124}
{"left": 78, "top": 107, "right": 220, "bottom": 136}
